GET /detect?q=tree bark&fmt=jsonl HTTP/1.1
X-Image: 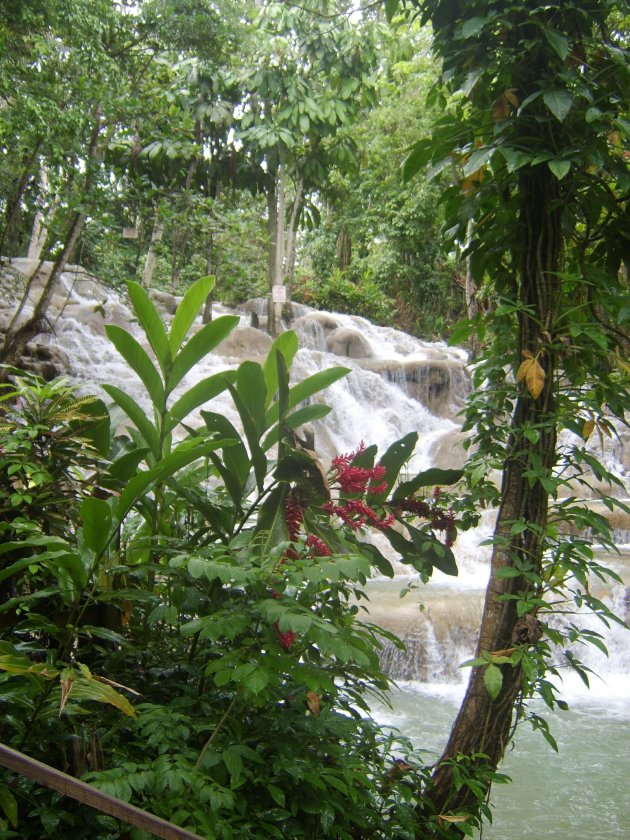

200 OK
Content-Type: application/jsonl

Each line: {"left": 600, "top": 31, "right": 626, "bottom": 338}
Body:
{"left": 27, "top": 164, "right": 54, "bottom": 261}
{"left": 0, "top": 108, "right": 103, "bottom": 372}
{"left": 428, "top": 163, "right": 563, "bottom": 819}
{"left": 142, "top": 215, "right": 164, "bottom": 288}
{"left": 0, "top": 141, "right": 42, "bottom": 256}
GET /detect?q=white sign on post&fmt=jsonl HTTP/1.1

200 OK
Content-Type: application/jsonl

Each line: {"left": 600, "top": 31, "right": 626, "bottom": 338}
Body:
{"left": 272, "top": 284, "right": 287, "bottom": 303}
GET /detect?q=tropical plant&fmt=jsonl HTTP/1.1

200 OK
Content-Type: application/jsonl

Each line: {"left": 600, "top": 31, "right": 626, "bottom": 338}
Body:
{"left": 0, "top": 275, "right": 467, "bottom": 837}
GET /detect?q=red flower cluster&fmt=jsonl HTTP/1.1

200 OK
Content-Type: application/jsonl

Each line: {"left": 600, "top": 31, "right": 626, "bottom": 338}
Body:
{"left": 392, "top": 496, "right": 457, "bottom": 546}
{"left": 322, "top": 498, "right": 394, "bottom": 531}
{"left": 285, "top": 491, "right": 304, "bottom": 542}
{"left": 306, "top": 534, "right": 332, "bottom": 557}
{"left": 330, "top": 443, "right": 388, "bottom": 496}
{"left": 273, "top": 622, "right": 296, "bottom": 650}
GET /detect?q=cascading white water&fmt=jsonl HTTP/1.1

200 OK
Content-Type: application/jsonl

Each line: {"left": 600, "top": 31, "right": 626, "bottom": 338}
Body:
{"left": 3, "top": 261, "right": 628, "bottom": 693}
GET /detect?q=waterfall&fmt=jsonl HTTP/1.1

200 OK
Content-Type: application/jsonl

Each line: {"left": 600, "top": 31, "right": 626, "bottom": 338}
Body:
{"left": 3, "top": 260, "right": 628, "bottom": 700}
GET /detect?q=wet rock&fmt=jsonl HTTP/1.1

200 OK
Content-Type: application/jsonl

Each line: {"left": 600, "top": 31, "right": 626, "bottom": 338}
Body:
{"left": 325, "top": 327, "right": 373, "bottom": 359}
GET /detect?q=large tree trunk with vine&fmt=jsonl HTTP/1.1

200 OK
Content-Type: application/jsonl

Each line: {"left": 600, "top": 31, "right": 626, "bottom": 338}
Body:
{"left": 427, "top": 165, "right": 563, "bottom": 820}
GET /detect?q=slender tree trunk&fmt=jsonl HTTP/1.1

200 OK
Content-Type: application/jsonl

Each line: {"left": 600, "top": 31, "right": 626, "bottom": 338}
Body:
{"left": 285, "top": 174, "right": 303, "bottom": 289}
{"left": 0, "top": 141, "right": 42, "bottom": 256}
{"left": 142, "top": 215, "right": 164, "bottom": 288}
{"left": 335, "top": 225, "right": 352, "bottom": 271}
{"left": 0, "top": 108, "right": 103, "bottom": 373}
{"left": 427, "top": 164, "right": 563, "bottom": 820}
{"left": 27, "top": 165, "right": 54, "bottom": 261}
{"left": 267, "top": 169, "right": 279, "bottom": 335}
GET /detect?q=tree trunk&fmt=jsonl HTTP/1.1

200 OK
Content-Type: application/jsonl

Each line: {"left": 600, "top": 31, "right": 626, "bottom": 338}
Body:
{"left": 27, "top": 164, "right": 54, "bottom": 261}
{"left": 142, "top": 216, "right": 164, "bottom": 288}
{"left": 0, "top": 108, "right": 103, "bottom": 373}
{"left": 427, "top": 164, "right": 563, "bottom": 820}
{"left": 335, "top": 225, "right": 352, "bottom": 271}
{"left": 285, "top": 174, "right": 303, "bottom": 289}
{"left": 0, "top": 141, "right": 42, "bottom": 256}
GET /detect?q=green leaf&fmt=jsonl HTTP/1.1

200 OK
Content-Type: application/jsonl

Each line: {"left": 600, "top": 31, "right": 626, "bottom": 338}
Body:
{"left": 68, "top": 671, "right": 137, "bottom": 717}
{"left": 168, "top": 274, "right": 215, "bottom": 354}
{"left": 72, "top": 397, "right": 110, "bottom": 457}
{"left": 543, "top": 89, "right": 573, "bottom": 122}
{"left": 126, "top": 281, "right": 171, "bottom": 373}
{"left": 228, "top": 381, "right": 267, "bottom": 491}
{"left": 165, "top": 371, "right": 236, "bottom": 433}
{"left": 254, "top": 485, "right": 289, "bottom": 556}
{"left": 103, "top": 385, "right": 160, "bottom": 456}
{"left": 463, "top": 147, "right": 493, "bottom": 177}
{"left": 548, "top": 160, "right": 571, "bottom": 179}
{"left": 202, "top": 411, "right": 250, "bottom": 505}
{"left": 393, "top": 467, "right": 464, "bottom": 500}
{"left": 402, "top": 139, "right": 433, "bottom": 182}
{"left": 370, "top": 432, "right": 418, "bottom": 503}
{"left": 237, "top": 361, "right": 267, "bottom": 435}
{"left": 80, "top": 497, "right": 112, "bottom": 557}
{"left": 114, "top": 438, "right": 228, "bottom": 522}
{"left": 166, "top": 315, "right": 238, "bottom": 393}
{"left": 0, "top": 784, "right": 18, "bottom": 828}
{"left": 384, "top": 0, "right": 399, "bottom": 22}
{"left": 484, "top": 664, "right": 503, "bottom": 699}
{"left": 460, "top": 16, "right": 489, "bottom": 38}
{"left": 499, "top": 147, "right": 532, "bottom": 173}
{"left": 262, "top": 404, "right": 331, "bottom": 451}
{"left": 105, "top": 326, "right": 165, "bottom": 409}
{"left": 543, "top": 29, "right": 569, "bottom": 60}
{"left": 263, "top": 331, "right": 298, "bottom": 408}
{"left": 266, "top": 367, "right": 349, "bottom": 428}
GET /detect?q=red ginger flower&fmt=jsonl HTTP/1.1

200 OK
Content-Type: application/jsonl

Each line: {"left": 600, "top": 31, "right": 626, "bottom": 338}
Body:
{"left": 306, "top": 534, "right": 332, "bottom": 557}
{"left": 285, "top": 491, "right": 303, "bottom": 542}
{"left": 273, "top": 622, "right": 296, "bottom": 650}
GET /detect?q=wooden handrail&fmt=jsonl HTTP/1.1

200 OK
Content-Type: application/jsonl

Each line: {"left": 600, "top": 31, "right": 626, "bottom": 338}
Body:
{"left": 0, "top": 743, "right": 205, "bottom": 840}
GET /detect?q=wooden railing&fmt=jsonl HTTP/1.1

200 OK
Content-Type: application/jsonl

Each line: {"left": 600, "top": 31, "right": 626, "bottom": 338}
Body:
{"left": 0, "top": 743, "right": 204, "bottom": 840}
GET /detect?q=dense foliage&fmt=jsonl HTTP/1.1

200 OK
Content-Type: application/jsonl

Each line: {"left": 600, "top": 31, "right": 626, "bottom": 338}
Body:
{"left": 0, "top": 278, "right": 469, "bottom": 837}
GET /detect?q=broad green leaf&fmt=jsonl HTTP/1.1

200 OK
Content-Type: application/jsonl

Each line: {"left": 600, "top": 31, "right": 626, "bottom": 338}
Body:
{"left": 0, "top": 784, "right": 18, "bottom": 828}
{"left": 460, "top": 16, "right": 488, "bottom": 38}
{"left": 166, "top": 315, "right": 238, "bottom": 393}
{"left": 202, "top": 411, "right": 250, "bottom": 505}
{"left": 353, "top": 538, "right": 394, "bottom": 578}
{"left": 262, "top": 404, "right": 331, "bottom": 451}
{"left": 71, "top": 397, "right": 110, "bottom": 457}
{"left": 384, "top": 0, "right": 399, "bottom": 22}
{"left": 105, "top": 325, "right": 164, "bottom": 409}
{"left": 484, "top": 664, "right": 503, "bottom": 699}
{"left": 370, "top": 432, "right": 418, "bottom": 503}
{"left": 543, "top": 29, "right": 569, "bottom": 60}
{"left": 103, "top": 385, "right": 160, "bottom": 456}
{"left": 126, "top": 281, "right": 171, "bottom": 372}
{"left": 165, "top": 371, "right": 236, "bottom": 433}
{"left": 80, "top": 497, "right": 113, "bottom": 557}
{"left": 168, "top": 274, "right": 215, "bottom": 354}
{"left": 463, "top": 147, "right": 493, "bottom": 177}
{"left": 402, "top": 139, "right": 433, "bottom": 182}
{"left": 263, "top": 331, "right": 298, "bottom": 408}
{"left": 265, "top": 367, "right": 349, "bottom": 426}
{"left": 228, "top": 381, "right": 267, "bottom": 491}
{"left": 543, "top": 89, "right": 573, "bottom": 122}
{"left": 254, "top": 485, "right": 289, "bottom": 556}
{"left": 405, "top": 523, "right": 458, "bottom": 576}
{"left": 548, "top": 160, "right": 571, "bottom": 180}
{"left": 393, "top": 467, "right": 464, "bottom": 501}
{"left": 237, "top": 361, "right": 267, "bottom": 435}
{"left": 114, "top": 438, "right": 228, "bottom": 522}
{"left": 499, "top": 147, "right": 532, "bottom": 173}
{"left": 68, "top": 672, "right": 136, "bottom": 717}
{"left": 102, "top": 448, "right": 150, "bottom": 485}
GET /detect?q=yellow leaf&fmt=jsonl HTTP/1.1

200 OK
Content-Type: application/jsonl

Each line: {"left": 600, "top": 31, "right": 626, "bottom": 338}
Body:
{"left": 521, "top": 349, "right": 533, "bottom": 360}
{"left": 526, "top": 359, "right": 545, "bottom": 400}
{"left": 504, "top": 88, "right": 520, "bottom": 108}
{"left": 582, "top": 419, "right": 595, "bottom": 440}
{"left": 306, "top": 691, "right": 321, "bottom": 716}
{"left": 438, "top": 815, "right": 469, "bottom": 824}
{"left": 59, "top": 672, "right": 75, "bottom": 715}
{"left": 491, "top": 94, "right": 510, "bottom": 121}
